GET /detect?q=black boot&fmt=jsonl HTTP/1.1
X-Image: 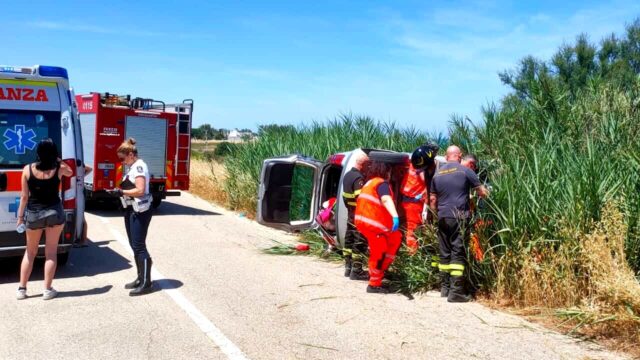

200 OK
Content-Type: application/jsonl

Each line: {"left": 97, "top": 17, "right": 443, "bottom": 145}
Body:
{"left": 344, "top": 255, "right": 352, "bottom": 277}
{"left": 124, "top": 257, "right": 142, "bottom": 289}
{"left": 447, "top": 276, "right": 472, "bottom": 303}
{"left": 349, "top": 261, "right": 369, "bottom": 281}
{"left": 440, "top": 272, "right": 450, "bottom": 298}
{"left": 366, "top": 285, "right": 389, "bottom": 294}
{"left": 129, "top": 257, "right": 153, "bottom": 296}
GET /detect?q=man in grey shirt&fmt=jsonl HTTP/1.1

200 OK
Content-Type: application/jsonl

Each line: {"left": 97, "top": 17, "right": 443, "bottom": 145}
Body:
{"left": 430, "top": 146, "right": 488, "bottom": 303}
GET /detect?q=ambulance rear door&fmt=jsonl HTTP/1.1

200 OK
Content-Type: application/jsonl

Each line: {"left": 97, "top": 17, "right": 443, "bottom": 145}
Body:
{"left": 257, "top": 155, "right": 324, "bottom": 231}
{"left": 0, "top": 77, "right": 63, "bottom": 240}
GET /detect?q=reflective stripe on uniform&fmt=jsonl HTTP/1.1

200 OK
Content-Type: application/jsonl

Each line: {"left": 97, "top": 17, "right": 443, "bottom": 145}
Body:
{"left": 354, "top": 214, "right": 390, "bottom": 233}
{"left": 342, "top": 189, "right": 362, "bottom": 198}
{"left": 431, "top": 255, "right": 440, "bottom": 268}
{"left": 438, "top": 263, "right": 451, "bottom": 272}
{"left": 358, "top": 192, "right": 382, "bottom": 205}
{"left": 450, "top": 263, "right": 465, "bottom": 276}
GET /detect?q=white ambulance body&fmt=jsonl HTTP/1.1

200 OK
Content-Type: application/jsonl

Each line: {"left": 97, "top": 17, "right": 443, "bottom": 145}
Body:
{"left": 0, "top": 65, "right": 85, "bottom": 265}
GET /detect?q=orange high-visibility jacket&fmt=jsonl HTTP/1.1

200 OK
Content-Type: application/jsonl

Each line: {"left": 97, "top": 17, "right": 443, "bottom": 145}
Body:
{"left": 355, "top": 177, "right": 394, "bottom": 234}
{"left": 400, "top": 164, "right": 426, "bottom": 198}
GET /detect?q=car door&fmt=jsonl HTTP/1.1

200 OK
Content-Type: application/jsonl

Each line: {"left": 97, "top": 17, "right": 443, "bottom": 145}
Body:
{"left": 257, "top": 155, "right": 324, "bottom": 231}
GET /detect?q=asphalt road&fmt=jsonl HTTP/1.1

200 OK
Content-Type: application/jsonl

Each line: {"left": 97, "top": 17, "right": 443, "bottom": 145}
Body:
{"left": 0, "top": 193, "right": 629, "bottom": 360}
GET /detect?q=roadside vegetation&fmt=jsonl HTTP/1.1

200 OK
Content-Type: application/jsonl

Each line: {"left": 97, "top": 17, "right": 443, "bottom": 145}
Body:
{"left": 191, "top": 18, "right": 640, "bottom": 353}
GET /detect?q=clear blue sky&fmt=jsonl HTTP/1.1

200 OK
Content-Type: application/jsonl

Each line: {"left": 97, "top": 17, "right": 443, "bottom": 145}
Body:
{"left": 5, "top": 0, "right": 639, "bottom": 133}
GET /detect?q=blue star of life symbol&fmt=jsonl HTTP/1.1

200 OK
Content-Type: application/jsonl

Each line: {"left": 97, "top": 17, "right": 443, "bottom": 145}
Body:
{"left": 8, "top": 198, "right": 20, "bottom": 217}
{"left": 3, "top": 125, "right": 37, "bottom": 155}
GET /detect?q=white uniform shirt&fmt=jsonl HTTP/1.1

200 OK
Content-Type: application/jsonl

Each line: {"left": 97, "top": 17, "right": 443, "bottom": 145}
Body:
{"left": 124, "top": 159, "right": 150, "bottom": 195}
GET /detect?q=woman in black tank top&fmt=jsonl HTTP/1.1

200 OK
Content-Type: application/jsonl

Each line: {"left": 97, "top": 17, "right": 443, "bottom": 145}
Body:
{"left": 16, "top": 139, "right": 73, "bottom": 301}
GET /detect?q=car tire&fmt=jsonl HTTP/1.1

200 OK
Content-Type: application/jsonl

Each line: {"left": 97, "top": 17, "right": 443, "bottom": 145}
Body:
{"left": 368, "top": 151, "right": 407, "bottom": 164}
{"left": 57, "top": 252, "right": 69, "bottom": 267}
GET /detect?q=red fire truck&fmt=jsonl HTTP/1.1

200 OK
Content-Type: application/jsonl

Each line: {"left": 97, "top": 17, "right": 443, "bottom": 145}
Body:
{"left": 76, "top": 93, "right": 192, "bottom": 208}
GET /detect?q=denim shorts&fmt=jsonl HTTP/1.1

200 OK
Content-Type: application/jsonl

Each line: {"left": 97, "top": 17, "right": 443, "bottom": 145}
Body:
{"left": 25, "top": 203, "right": 65, "bottom": 230}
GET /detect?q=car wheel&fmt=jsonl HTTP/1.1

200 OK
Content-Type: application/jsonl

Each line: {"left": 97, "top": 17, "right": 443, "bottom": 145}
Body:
{"left": 368, "top": 151, "right": 407, "bottom": 164}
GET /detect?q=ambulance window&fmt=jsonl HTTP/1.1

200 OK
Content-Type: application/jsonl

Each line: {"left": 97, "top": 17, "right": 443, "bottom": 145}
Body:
{"left": 0, "top": 110, "right": 62, "bottom": 168}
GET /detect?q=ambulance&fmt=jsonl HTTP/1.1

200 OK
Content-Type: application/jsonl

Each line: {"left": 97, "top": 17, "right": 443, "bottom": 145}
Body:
{"left": 0, "top": 65, "right": 85, "bottom": 265}
{"left": 76, "top": 93, "right": 193, "bottom": 208}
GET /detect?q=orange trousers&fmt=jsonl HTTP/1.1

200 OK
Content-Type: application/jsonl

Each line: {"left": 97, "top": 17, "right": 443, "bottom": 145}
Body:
{"left": 401, "top": 201, "right": 424, "bottom": 255}
{"left": 362, "top": 230, "right": 402, "bottom": 287}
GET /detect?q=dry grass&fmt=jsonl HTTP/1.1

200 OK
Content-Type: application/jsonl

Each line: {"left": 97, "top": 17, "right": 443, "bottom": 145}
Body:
{"left": 491, "top": 201, "right": 640, "bottom": 355}
{"left": 189, "top": 159, "right": 228, "bottom": 205}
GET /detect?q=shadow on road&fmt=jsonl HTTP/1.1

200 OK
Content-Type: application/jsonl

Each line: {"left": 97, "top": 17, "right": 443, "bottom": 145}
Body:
{"left": 155, "top": 278, "right": 183, "bottom": 290}
{"left": 0, "top": 239, "right": 132, "bottom": 285}
{"left": 87, "top": 199, "right": 221, "bottom": 218}
{"left": 57, "top": 285, "right": 113, "bottom": 298}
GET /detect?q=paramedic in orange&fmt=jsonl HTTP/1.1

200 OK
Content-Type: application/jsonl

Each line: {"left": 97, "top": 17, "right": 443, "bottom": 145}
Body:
{"left": 355, "top": 160, "right": 401, "bottom": 294}
{"left": 400, "top": 144, "right": 438, "bottom": 255}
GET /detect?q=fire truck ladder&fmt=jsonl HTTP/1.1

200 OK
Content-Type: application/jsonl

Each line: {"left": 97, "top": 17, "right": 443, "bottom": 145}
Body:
{"left": 175, "top": 99, "right": 193, "bottom": 176}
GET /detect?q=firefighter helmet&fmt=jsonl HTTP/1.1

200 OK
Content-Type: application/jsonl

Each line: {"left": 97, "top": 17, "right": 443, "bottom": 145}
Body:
{"left": 411, "top": 145, "right": 437, "bottom": 169}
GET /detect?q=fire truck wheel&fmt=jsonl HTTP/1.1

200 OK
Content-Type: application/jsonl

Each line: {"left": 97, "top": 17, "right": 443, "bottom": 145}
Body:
{"left": 57, "top": 252, "right": 69, "bottom": 267}
{"left": 152, "top": 197, "right": 162, "bottom": 209}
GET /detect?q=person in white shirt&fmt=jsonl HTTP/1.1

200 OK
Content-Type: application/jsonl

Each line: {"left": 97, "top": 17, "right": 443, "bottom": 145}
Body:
{"left": 108, "top": 138, "right": 154, "bottom": 296}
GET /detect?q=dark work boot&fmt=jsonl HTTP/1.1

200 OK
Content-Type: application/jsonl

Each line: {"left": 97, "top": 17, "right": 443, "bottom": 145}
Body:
{"left": 440, "top": 272, "right": 450, "bottom": 298}
{"left": 349, "top": 261, "right": 369, "bottom": 281}
{"left": 124, "top": 257, "right": 142, "bottom": 289}
{"left": 130, "top": 257, "right": 154, "bottom": 296}
{"left": 344, "top": 255, "right": 353, "bottom": 277}
{"left": 366, "top": 285, "right": 389, "bottom": 294}
{"left": 447, "top": 276, "right": 472, "bottom": 303}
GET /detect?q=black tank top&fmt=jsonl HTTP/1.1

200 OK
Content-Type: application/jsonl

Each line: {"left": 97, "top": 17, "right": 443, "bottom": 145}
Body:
{"left": 27, "top": 163, "right": 61, "bottom": 210}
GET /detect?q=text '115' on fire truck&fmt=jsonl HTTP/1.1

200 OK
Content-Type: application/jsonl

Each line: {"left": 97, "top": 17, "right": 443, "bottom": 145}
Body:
{"left": 76, "top": 92, "right": 193, "bottom": 208}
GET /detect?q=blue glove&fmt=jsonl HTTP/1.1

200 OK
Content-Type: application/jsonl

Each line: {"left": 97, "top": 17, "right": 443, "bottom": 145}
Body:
{"left": 392, "top": 217, "right": 400, "bottom": 232}
{"left": 414, "top": 193, "right": 423, "bottom": 200}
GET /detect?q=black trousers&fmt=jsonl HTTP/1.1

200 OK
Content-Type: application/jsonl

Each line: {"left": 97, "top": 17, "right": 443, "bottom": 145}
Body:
{"left": 437, "top": 217, "right": 470, "bottom": 275}
{"left": 124, "top": 208, "right": 153, "bottom": 260}
{"left": 344, "top": 220, "right": 367, "bottom": 257}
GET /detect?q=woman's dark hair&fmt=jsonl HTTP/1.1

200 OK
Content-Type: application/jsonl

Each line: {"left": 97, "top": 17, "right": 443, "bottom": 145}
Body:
{"left": 362, "top": 160, "right": 391, "bottom": 180}
{"left": 35, "top": 138, "right": 59, "bottom": 171}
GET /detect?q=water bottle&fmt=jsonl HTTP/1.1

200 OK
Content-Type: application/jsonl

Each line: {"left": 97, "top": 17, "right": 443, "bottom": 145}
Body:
{"left": 17, "top": 223, "right": 26, "bottom": 234}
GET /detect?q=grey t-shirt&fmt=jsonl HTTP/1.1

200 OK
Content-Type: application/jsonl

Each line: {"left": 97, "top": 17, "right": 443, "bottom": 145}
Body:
{"left": 430, "top": 161, "right": 482, "bottom": 219}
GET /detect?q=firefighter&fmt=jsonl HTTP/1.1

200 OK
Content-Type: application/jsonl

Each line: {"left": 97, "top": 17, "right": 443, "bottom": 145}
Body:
{"left": 341, "top": 152, "right": 369, "bottom": 280}
{"left": 355, "top": 160, "right": 402, "bottom": 294}
{"left": 430, "top": 146, "right": 489, "bottom": 302}
{"left": 107, "top": 138, "right": 155, "bottom": 296}
{"left": 400, "top": 144, "right": 438, "bottom": 255}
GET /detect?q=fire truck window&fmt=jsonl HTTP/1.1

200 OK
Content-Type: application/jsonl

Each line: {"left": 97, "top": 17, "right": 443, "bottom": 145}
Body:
{"left": 179, "top": 121, "right": 189, "bottom": 134}
{"left": 0, "top": 110, "right": 62, "bottom": 168}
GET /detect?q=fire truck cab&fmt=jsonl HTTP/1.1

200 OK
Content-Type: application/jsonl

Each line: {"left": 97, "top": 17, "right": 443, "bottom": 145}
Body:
{"left": 0, "top": 65, "right": 85, "bottom": 264}
{"left": 76, "top": 93, "right": 192, "bottom": 208}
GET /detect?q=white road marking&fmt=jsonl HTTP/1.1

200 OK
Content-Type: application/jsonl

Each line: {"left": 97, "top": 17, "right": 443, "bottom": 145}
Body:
{"left": 107, "top": 226, "right": 249, "bottom": 360}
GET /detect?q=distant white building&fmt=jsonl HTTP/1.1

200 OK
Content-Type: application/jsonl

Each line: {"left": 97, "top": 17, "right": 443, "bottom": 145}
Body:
{"left": 227, "top": 130, "right": 242, "bottom": 142}
{"left": 227, "top": 129, "right": 254, "bottom": 142}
